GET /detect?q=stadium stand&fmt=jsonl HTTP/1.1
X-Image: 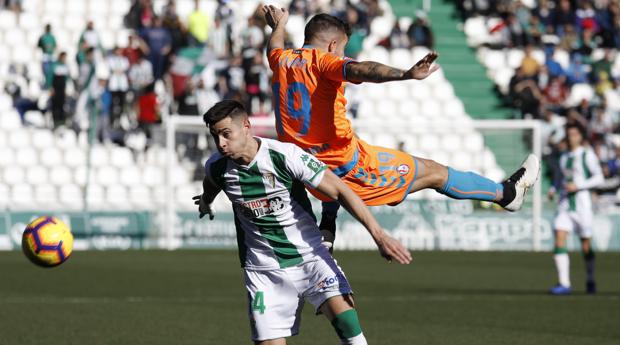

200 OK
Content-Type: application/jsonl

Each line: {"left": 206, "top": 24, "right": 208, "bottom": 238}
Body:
{"left": 458, "top": 0, "right": 620, "bottom": 206}
{"left": 0, "top": 0, "right": 517, "bottom": 214}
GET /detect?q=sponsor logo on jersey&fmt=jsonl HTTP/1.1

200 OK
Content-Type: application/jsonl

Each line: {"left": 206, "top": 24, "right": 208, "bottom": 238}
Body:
{"left": 397, "top": 164, "right": 410, "bottom": 175}
{"left": 317, "top": 273, "right": 345, "bottom": 290}
{"left": 301, "top": 154, "right": 323, "bottom": 173}
{"left": 237, "top": 196, "right": 286, "bottom": 218}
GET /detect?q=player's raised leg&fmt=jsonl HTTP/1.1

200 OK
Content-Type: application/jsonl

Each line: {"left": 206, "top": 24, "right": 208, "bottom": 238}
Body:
{"left": 550, "top": 228, "right": 572, "bottom": 295}
{"left": 410, "top": 154, "right": 540, "bottom": 212}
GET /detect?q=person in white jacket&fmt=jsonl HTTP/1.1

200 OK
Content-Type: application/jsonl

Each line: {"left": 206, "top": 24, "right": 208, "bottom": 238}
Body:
{"left": 548, "top": 123, "right": 604, "bottom": 295}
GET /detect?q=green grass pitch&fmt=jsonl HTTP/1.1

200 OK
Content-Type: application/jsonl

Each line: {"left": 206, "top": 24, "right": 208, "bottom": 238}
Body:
{"left": 0, "top": 250, "right": 618, "bottom": 345}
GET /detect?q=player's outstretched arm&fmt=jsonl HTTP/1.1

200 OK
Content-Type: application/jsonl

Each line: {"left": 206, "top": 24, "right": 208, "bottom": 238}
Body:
{"left": 262, "top": 5, "right": 288, "bottom": 53}
{"left": 193, "top": 177, "right": 221, "bottom": 220}
{"left": 346, "top": 51, "right": 439, "bottom": 83}
{"left": 315, "top": 170, "right": 412, "bottom": 264}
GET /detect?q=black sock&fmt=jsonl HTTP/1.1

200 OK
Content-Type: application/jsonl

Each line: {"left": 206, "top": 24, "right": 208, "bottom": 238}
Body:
{"left": 584, "top": 250, "right": 596, "bottom": 282}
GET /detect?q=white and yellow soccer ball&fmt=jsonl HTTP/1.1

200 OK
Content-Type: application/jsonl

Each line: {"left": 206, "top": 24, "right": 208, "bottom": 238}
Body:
{"left": 22, "top": 216, "right": 73, "bottom": 267}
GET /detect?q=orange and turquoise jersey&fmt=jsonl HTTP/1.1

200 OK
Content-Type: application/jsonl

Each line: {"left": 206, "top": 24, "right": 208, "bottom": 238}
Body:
{"left": 268, "top": 46, "right": 359, "bottom": 173}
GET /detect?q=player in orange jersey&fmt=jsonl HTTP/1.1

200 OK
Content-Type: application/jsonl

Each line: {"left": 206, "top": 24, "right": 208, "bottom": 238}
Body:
{"left": 263, "top": 6, "right": 540, "bottom": 250}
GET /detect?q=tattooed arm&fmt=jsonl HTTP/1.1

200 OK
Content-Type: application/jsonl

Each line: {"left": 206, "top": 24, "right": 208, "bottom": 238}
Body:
{"left": 345, "top": 51, "right": 439, "bottom": 83}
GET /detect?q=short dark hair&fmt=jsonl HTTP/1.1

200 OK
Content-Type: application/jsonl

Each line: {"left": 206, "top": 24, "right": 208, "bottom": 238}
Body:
{"left": 203, "top": 100, "right": 248, "bottom": 126}
{"left": 304, "top": 13, "right": 351, "bottom": 42}
{"left": 566, "top": 123, "right": 587, "bottom": 138}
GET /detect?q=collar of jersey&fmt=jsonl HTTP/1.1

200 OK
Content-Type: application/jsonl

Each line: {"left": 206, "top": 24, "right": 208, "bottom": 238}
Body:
{"left": 231, "top": 137, "right": 264, "bottom": 169}
{"left": 302, "top": 44, "right": 314, "bottom": 49}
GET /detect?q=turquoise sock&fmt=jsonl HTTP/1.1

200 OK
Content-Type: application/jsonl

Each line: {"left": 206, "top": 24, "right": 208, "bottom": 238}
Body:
{"left": 439, "top": 167, "right": 503, "bottom": 202}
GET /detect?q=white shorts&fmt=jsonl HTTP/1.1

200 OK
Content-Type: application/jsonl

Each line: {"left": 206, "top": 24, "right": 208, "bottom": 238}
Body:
{"left": 553, "top": 211, "right": 593, "bottom": 238}
{"left": 244, "top": 254, "right": 352, "bottom": 341}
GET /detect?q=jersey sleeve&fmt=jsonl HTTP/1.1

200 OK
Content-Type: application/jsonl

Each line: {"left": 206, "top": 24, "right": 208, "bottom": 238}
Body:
{"left": 286, "top": 145, "right": 328, "bottom": 188}
{"left": 267, "top": 48, "right": 284, "bottom": 70}
{"left": 317, "top": 51, "right": 357, "bottom": 82}
{"left": 204, "top": 153, "right": 226, "bottom": 189}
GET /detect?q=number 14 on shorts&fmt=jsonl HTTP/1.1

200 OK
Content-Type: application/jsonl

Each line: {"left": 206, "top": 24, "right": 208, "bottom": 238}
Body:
{"left": 252, "top": 291, "right": 266, "bottom": 314}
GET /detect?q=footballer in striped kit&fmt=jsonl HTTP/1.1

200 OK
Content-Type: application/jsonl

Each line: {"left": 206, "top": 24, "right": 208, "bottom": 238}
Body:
{"left": 22, "top": 216, "right": 74, "bottom": 267}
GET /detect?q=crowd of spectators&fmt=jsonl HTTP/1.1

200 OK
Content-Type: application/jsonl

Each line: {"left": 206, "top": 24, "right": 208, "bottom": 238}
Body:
{"left": 457, "top": 0, "right": 620, "bottom": 204}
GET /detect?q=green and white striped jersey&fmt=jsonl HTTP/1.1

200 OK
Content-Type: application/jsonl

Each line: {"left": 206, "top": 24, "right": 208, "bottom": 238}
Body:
{"left": 558, "top": 146, "right": 604, "bottom": 213}
{"left": 205, "top": 137, "right": 329, "bottom": 270}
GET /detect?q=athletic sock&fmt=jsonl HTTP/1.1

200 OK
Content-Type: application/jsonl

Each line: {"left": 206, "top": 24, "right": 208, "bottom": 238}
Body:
{"left": 439, "top": 167, "right": 503, "bottom": 202}
{"left": 331, "top": 309, "right": 366, "bottom": 345}
{"left": 584, "top": 249, "right": 596, "bottom": 283}
{"left": 554, "top": 247, "right": 570, "bottom": 287}
{"left": 320, "top": 201, "right": 340, "bottom": 250}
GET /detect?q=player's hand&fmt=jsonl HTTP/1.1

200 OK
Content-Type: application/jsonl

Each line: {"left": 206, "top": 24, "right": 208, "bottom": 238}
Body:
{"left": 565, "top": 182, "right": 579, "bottom": 193}
{"left": 375, "top": 232, "right": 412, "bottom": 264}
{"left": 192, "top": 194, "right": 215, "bottom": 220}
{"left": 262, "top": 5, "right": 289, "bottom": 29}
{"left": 404, "top": 51, "right": 440, "bottom": 80}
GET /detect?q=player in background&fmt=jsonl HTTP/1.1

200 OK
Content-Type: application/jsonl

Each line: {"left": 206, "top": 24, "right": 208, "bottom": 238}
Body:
{"left": 548, "top": 124, "right": 603, "bottom": 295}
{"left": 194, "top": 100, "right": 411, "bottom": 345}
{"left": 263, "top": 6, "right": 540, "bottom": 250}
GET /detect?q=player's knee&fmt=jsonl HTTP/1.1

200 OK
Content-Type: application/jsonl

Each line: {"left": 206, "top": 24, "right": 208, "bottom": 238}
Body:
{"left": 416, "top": 158, "right": 448, "bottom": 189}
{"left": 331, "top": 309, "right": 366, "bottom": 345}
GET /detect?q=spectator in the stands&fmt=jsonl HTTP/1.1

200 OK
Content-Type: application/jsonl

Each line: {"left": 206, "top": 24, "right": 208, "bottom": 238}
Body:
{"left": 210, "top": 17, "right": 230, "bottom": 59}
{"left": 544, "top": 46, "right": 565, "bottom": 78}
{"left": 244, "top": 52, "right": 269, "bottom": 115}
{"left": 344, "top": 4, "right": 367, "bottom": 58}
{"left": 140, "top": 15, "right": 172, "bottom": 80}
{"left": 125, "top": 0, "right": 155, "bottom": 30}
{"left": 187, "top": 0, "right": 208, "bottom": 46}
{"left": 543, "top": 76, "right": 569, "bottom": 113}
{"left": 137, "top": 82, "right": 159, "bottom": 149}
{"left": 520, "top": 45, "right": 540, "bottom": 78}
{"left": 37, "top": 24, "right": 56, "bottom": 90}
{"left": 4, "top": 64, "right": 43, "bottom": 125}
{"left": 566, "top": 53, "right": 588, "bottom": 85}
{"left": 590, "top": 100, "right": 618, "bottom": 140}
{"left": 407, "top": 10, "right": 434, "bottom": 49}
{"left": 122, "top": 34, "right": 150, "bottom": 66}
{"left": 510, "top": 67, "right": 543, "bottom": 119}
{"left": 77, "top": 47, "right": 96, "bottom": 93}
{"left": 129, "top": 50, "right": 154, "bottom": 95}
{"left": 51, "top": 52, "right": 70, "bottom": 129}
{"left": 77, "top": 21, "right": 102, "bottom": 65}
{"left": 107, "top": 47, "right": 131, "bottom": 128}
{"left": 551, "top": 0, "right": 575, "bottom": 35}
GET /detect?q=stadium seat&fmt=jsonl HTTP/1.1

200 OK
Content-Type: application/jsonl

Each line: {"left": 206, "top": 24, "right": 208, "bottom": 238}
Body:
{"left": 368, "top": 46, "right": 390, "bottom": 64}
{"left": 171, "top": 166, "right": 191, "bottom": 186}
{"left": 16, "top": 147, "right": 38, "bottom": 167}
{"left": 432, "top": 82, "right": 455, "bottom": 102}
{"left": 50, "top": 166, "right": 73, "bottom": 185}
{"left": 430, "top": 150, "right": 450, "bottom": 166}
{"left": 507, "top": 49, "right": 525, "bottom": 69}
{"left": 97, "top": 166, "right": 120, "bottom": 186}
{"left": 90, "top": 146, "right": 110, "bottom": 167}
{"left": 567, "top": 83, "right": 594, "bottom": 107}
{"left": 420, "top": 99, "right": 442, "bottom": 118}
{"left": 398, "top": 98, "right": 419, "bottom": 119}
{"left": 441, "top": 133, "right": 462, "bottom": 151}
{"left": 0, "top": 183, "right": 10, "bottom": 209}
{"left": 553, "top": 49, "right": 570, "bottom": 70}
{"left": 44, "top": 0, "right": 65, "bottom": 14}
{"left": 5, "top": 27, "right": 26, "bottom": 47}
{"left": 88, "top": 1, "right": 109, "bottom": 16}
{"left": 410, "top": 82, "right": 431, "bottom": 101}
{"left": 85, "top": 184, "right": 105, "bottom": 209}
{"left": 110, "top": 0, "right": 131, "bottom": 16}
{"left": 152, "top": 185, "right": 167, "bottom": 206}
{"left": 4, "top": 166, "right": 25, "bottom": 185}
{"left": 389, "top": 48, "right": 412, "bottom": 70}
{"left": 11, "top": 184, "right": 34, "bottom": 210}
{"left": 129, "top": 185, "right": 153, "bottom": 210}
{"left": 64, "top": 147, "right": 87, "bottom": 167}
{"left": 481, "top": 49, "right": 506, "bottom": 71}
{"left": 143, "top": 166, "right": 165, "bottom": 186}
{"left": 464, "top": 16, "right": 487, "bottom": 46}
{"left": 18, "top": 12, "right": 39, "bottom": 31}
{"left": 119, "top": 166, "right": 141, "bottom": 186}
{"left": 374, "top": 133, "right": 398, "bottom": 149}
{"left": 31, "top": 129, "right": 55, "bottom": 149}
{"left": 0, "top": 146, "right": 15, "bottom": 166}
{"left": 9, "top": 130, "right": 31, "bottom": 148}
{"left": 363, "top": 82, "right": 387, "bottom": 101}
{"left": 463, "top": 132, "right": 485, "bottom": 153}
{"left": 25, "top": 166, "right": 48, "bottom": 185}
{"left": 451, "top": 152, "right": 474, "bottom": 171}
{"left": 176, "top": 184, "right": 198, "bottom": 210}
{"left": 418, "top": 133, "right": 440, "bottom": 152}
{"left": 493, "top": 67, "right": 515, "bottom": 94}
{"left": 73, "top": 166, "right": 97, "bottom": 187}
{"left": 387, "top": 82, "right": 409, "bottom": 100}
{"left": 109, "top": 146, "right": 134, "bottom": 168}
{"left": 56, "top": 129, "right": 78, "bottom": 148}
{"left": 34, "top": 185, "right": 59, "bottom": 208}
{"left": 106, "top": 185, "right": 129, "bottom": 209}
{"left": 11, "top": 45, "right": 35, "bottom": 65}
{"left": 0, "top": 11, "right": 17, "bottom": 30}
{"left": 59, "top": 184, "right": 84, "bottom": 210}
{"left": 443, "top": 99, "right": 467, "bottom": 119}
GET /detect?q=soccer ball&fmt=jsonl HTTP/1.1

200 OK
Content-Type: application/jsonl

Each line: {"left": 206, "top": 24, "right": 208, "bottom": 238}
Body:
{"left": 22, "top": 216, "right": 74, "bottom": 267}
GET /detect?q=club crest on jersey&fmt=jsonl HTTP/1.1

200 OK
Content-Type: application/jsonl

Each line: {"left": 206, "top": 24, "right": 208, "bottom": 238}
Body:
{"left": 397, "top": 164, "right": 410, "bottom": 175}
{"left": 301, "top": 154, "right": 322, "bottom": 173}
{"left": 263, "top": 173, "right": 276, "bottom": 188}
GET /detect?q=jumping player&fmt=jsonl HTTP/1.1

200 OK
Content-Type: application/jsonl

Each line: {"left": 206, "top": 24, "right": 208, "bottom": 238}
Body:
{"left": 262, "top": 6, "right": 540, "bottom": 248}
